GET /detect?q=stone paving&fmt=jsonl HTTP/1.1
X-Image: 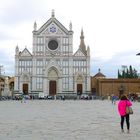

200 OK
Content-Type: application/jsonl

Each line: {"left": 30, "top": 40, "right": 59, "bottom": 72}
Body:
{"left": 0, "top": 100, "right": 140, "bottom": 140}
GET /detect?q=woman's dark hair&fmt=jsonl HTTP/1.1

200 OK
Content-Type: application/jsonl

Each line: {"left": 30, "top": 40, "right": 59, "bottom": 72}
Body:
{"left": 120, "top": 94, "right": 127, "bottom": 100}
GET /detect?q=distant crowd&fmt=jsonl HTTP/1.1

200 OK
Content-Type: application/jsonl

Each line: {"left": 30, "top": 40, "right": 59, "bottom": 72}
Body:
{"left": 1, "top": 93, "right": 140, "bottom": 102}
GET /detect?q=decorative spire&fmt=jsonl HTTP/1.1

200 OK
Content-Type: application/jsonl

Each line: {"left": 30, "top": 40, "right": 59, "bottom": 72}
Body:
{"left": 52, "top": 9, "right": 55, "bottom": 18}
{"left": 81, "top": 28, "right": 84, "bottom": 38}
{"left": 79, "top": 28, "right": 86, "bottom": 53}
{"left": 87, "top": 45, "right": 90, "bottom": 56}
{"left": 98, "top": 68, "right": 101, "bottom": 73}
{"left": 34, "top": 21, "right": 37, "bottom": 31}
{"left": 16, "top": 44, "right": 18, "bottom": 48}
{"left": 69, "top": 21, "right": 72, "bottom": 31}
{"left": 15, "top": 44, "right": 19, "bottom": 55}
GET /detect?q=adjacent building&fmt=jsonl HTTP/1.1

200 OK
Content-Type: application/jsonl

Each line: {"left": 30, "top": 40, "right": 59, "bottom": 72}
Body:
{"left": 0, "top": 76, "right": 14, "bottom": 97}
{"left": 91, "top": 69, "right": 140, "bottom": 98}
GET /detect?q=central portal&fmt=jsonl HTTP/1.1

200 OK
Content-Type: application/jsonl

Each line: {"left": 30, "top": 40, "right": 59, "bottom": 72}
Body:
{"left": 49, "top": 81, "right": 57, "bottom": 95}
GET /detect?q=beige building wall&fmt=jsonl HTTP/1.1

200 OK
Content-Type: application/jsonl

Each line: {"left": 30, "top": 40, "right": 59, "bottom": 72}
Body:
{"left": 91, "top": 77, "right": 140, "bottom": 97}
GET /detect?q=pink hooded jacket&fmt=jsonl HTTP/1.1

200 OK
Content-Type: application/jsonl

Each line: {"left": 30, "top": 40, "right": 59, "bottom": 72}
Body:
{"left": 118, "top": 100, "right": 132, "bottom": 116}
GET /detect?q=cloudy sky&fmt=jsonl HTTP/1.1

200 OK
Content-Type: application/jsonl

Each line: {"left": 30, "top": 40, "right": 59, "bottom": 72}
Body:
{"left": 0, "top": 0, "right": 140, "bottom": 78}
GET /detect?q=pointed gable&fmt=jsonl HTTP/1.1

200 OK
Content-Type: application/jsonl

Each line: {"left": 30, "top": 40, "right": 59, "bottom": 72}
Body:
{"left": 74, "top": 48, "right": 86, "bottom": 57}
{"left": 33, "top": 11, "right": 69, "bottom": 36}
{"left": 38, "top": 19, "right": 69, "bottom": 35}
{"left": 19, "top": 48, "right": 32, "bottom": 57}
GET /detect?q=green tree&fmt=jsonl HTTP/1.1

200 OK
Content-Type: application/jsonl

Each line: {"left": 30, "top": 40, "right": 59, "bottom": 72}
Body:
{"left": 118, "top": 69, "right": 122, "bottom": 78}
{"left": 129, "top": 65, "right": 133, "bottom": 78}
{"left": 118, "top": 65, "right": 138, "bottom": 79}
{"left": 133, "top": 69, "right": 138, "bottom": 78}
{"left": 122, "top": 70, "right": 126, "bottom": 78}
{"left": 126, "top": 68, "right": 129, "bottom": 78}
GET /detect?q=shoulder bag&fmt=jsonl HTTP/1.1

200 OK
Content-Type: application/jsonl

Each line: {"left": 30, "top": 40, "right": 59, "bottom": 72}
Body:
{"left": 126, "top": 101, "right": 133, "bottom": 115}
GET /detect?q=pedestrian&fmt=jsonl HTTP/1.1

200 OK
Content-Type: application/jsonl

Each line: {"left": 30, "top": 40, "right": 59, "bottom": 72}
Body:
{"left": 111, "top": 95, "right": 116, "bottom": 104}
{"left": 118, "top": 94, "right": 132, "bottom": 133}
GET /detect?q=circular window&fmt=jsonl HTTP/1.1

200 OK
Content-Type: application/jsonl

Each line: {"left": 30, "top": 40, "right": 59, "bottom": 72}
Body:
{"left": 48, "top": 40, "right": 58, "bottom": 50}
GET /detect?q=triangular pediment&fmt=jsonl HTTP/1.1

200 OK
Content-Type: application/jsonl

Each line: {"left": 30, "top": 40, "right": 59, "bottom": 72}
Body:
{"left": 35, "top": 18, "right": 69, "bottom": 36}
{"left": 20, "top": 48, "right": 32, "bottom": 57}
{"left": 74, "top": 48, "right": 86, "bottom": 57}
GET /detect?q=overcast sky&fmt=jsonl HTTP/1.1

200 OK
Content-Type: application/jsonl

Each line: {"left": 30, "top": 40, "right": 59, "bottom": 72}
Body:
{"left": 0, "top": 0, "right": 140, "bottom": 78}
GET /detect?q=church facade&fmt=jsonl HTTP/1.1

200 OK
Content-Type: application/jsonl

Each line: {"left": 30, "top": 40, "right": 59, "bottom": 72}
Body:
{"left": 14, "top": 11, "right": 90, "bottom": 97}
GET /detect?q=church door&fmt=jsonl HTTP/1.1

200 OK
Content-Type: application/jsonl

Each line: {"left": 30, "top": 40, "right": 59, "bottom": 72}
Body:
{"left": 23, "top": 84, "right": 28, "bottom": 94}
{"left": 49, "top": 81, "right": 56, "bottom": 95}
{"left": 77, "top": 84, "right": 82, "bottom": 95}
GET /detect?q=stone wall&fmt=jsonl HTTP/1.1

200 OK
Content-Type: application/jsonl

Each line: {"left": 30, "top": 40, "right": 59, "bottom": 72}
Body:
{"left": 91, "top": 77, "right": 140, "bottom": 97}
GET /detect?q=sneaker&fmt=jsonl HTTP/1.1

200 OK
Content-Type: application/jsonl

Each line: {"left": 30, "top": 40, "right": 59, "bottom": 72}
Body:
{"left": 121, "top": 129, "right": 124, "bottom": 133}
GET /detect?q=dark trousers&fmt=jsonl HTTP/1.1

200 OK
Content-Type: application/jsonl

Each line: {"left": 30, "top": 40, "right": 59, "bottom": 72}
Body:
{"left": 121, "top": 114, "right": 130, "bottom": 130}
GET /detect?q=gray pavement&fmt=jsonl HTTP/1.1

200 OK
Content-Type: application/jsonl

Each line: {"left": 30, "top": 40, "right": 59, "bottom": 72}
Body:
{"left": 0, "top": 100, "right": 140, "bottom": 140}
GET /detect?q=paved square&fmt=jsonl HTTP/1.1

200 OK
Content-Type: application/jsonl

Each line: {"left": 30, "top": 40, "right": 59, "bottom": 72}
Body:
{"left": 0, "top": 100, "right": 140, "bottom": 140}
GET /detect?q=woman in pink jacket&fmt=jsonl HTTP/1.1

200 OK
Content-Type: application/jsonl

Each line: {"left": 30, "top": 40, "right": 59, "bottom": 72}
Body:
{"left": 118, "top": 94, "right": 132, "bottom": 133}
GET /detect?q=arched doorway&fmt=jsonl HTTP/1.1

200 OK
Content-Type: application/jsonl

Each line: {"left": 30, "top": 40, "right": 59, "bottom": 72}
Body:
{"left": 48, "top": 68, "right": 58, "bottom": 95}
{"left": 77, "top": 84, "right": 82, "bottom": 95}
{"left": 76, "top": 74, "right": 83, "bottom": 95}
{"left": 23, "top": 83, "right": 28, "bottom": 94}
{"left": 49, "top": 81, "right": 56, "bottom": 95}
{"left": 21, "top": 73, "right": 30, "bottom": 95}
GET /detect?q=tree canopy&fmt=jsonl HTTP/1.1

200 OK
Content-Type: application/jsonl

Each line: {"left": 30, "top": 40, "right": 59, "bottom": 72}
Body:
{"left": 118, "top": 65, "right": 138, "bottom": 78}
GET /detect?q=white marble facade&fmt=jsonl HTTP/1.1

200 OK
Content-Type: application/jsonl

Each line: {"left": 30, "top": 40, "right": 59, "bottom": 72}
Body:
{"left": 14, "top": 10, "right": 90, "bottom": 96}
